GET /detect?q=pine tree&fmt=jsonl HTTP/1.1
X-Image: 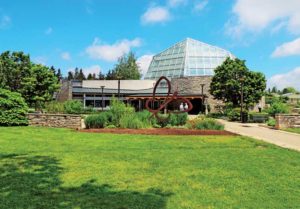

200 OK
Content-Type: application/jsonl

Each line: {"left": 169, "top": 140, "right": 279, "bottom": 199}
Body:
{"left": 77, "top": 69, "right": 86, "bottom": 81}
{"left": 67, "top": 71, "right": 74, "bottom": 80}
{"left": 98, "top": 72, "right": 105, "bottom": 80}
{"left": 74, "top": 68, "right": 79, "bottom": 80}
{"left": 92, "top": 73, "right": 96, "bottom": 79}
{"left": 87, "top": 73, "right": 93, "bottom": 80}
{"left": 56, "top": 69, "right": 63, "bottom": 81}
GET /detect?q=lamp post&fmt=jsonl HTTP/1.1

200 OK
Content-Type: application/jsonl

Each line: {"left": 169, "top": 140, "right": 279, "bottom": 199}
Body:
{"left": 118, "top": 78, "right": 121, "bottom": 101}
{"left": 240, "top": 77, "right": 245, "bottom": 123}
{"left": 101, "top": 86, "right": 105, "bottom": 111}
{"left": 200, "top": 84, "right": 205, "bottom": 114}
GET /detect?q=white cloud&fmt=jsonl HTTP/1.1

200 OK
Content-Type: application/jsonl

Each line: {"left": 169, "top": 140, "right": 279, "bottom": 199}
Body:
{"left": 0, "top": 15, "right": 11, "bottom": 29}
{"left": 226, "top": 0, "right": 300, "bottom": 36}
{"left": 82, "top": 65, "right": 101, "bottom": 76}
{"left": 33, "top": 56, "right": 47, "bottom": 65}
{"left": 86, "top": 38, "right": 142, "bottom": 62}
{"left": 194, "top": 0, "right": 208, "bottom": 12}
{"left": 272, "top": 37, "right": 300, "bottom": 57}
{"left": 137, "top": 54, "right": 154, "bottom": 78}
{"left": 268, "top": 67, "right": 300, "bottom": 90}
{"left": 61, "top": 52, "right": 71, "bottom": 60}
{"left": 45, "top": 27, "right": 53, "bottom": 35}
{"left": 141, "top": 6, "right": 171, "bottom": 24}
{"left": 167, "top": 0, "right": 187, "bottom": 8}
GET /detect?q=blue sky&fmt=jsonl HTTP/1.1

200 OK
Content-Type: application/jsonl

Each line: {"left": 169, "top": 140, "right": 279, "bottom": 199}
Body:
{"left": 1, "top": 0, "right": 300, "bottom": 89}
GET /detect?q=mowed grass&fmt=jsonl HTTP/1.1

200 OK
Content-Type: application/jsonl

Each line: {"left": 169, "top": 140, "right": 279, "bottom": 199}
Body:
{"left": 0, "top": 127, "right": 299, "bottom": 209}
{"left": 284, "top": 128, "right": 300, "bottom": 134}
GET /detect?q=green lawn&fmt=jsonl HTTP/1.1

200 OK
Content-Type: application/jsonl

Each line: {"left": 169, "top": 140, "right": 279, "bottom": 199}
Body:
{"left": 0, "top": 127, "right": 299, "bottom": 209}
{"left": 283, "top": 128, "right": 300, "bottom": 134}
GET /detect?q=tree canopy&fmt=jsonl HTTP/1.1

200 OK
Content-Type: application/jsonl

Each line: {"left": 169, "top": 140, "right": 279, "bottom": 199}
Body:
{"left": 0, "top": 51, "right": 60, "bottom": 108}
{"left": 112, "top": 52, "right": 141, "bottom": 80}
{"left": 210, "top": 57, "right": 266, "bottom": 108}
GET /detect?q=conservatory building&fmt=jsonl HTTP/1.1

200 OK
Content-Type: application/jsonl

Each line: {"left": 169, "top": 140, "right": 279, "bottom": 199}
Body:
{"left": 57, "top": 38, "right": 236, "bottom": 114}
{"left": 144, "top": 38, "right": 235, "bottom": 80}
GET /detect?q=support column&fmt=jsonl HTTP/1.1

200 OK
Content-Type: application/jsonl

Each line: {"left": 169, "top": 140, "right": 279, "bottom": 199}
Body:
{"left": 83, "top": 93, "right": 86, "bottom": 109}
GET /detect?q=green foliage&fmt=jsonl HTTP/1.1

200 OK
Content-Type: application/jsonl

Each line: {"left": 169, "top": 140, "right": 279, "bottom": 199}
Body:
{"left": 85, "top": 113, "right": 107, "bottom": 129}
{"left": 210, "top": 57, "right": 266, "bottom": 108}
{"left": 109, "top": 52, "right": 141, "bottom": 80}
{"left": 226, "top": 107, "right": 242, "bottom": 121}
{"left": 169, "top": 112, "right": 188, "bottom": 126}
{"left": 267, "top": 101, "right": 289, "bottom": 117}
{"left": 119, "top": 114, "right": 145, "bottom": 129}
{"left": 282, "top": 87, "right": 298, "bottom": 94}
{"left": 45, "top": 101, "right": 64, "bottom": 113}
{"left": 108, "top": 98, "right": 134, "bottom": 127}
{"left": 63, "top": 100, "right": 83, "bottom": 114}
{"left": 0, "top": 51, "right": 60, "bottom": 108}
{"left": 135, "top": 110, "right": 156, "bottom": 128}
{"left": 186, "top": 117, "right": 224, "bottom": 130}
{"left": 267, "top": 118, "right": 276, "bottom": 127}
{"left": 104, "top": 124, "right": 117, "bottom": 129}
{"left": 0, "top": 88, "right": 28, "bottom": 126}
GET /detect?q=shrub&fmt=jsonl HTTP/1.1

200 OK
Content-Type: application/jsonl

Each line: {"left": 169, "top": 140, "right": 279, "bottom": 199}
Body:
{"left": 226, "top": 108, "right": 241, "bottom": 121}
{"left": 267, "top": 118, "right": 276, "bottom": 127}
{"left": 108, "top": 98, "right": 134, "bottom": 127}
{"left": 64, "top": 100, "right": 83, "bottom": 114}
{"left": 85, "top": 113, "right": 107, "bottom": 129}
{"left": 105, "top": 124, "right": 117, "bottom": 129}
{"left": 186, "top": 117, "right": 224, "bottom": 130}
{"left": 0, "top": 88, "right": 28, "bottom": 126}
{"left": 136, "top": 110, "right": 155, "bottom": 128}
{"left": 266, "top": 101, "right": 289, "bottom": 117}
{"left": 169, "top": 112, "right": 188, "bottom": 126}
{"left": 45, "top": 101, "right": 64, "bottom": 113}
{"left": 119, "top": 114, "right": 144, "bottom": 129}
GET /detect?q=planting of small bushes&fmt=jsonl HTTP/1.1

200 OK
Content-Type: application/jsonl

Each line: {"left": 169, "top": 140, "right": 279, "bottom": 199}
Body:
{"left": 85, "top": 113, "right": 107, "bottom": 129}
{"left": 64, "top": 100, "right": 84, "bottom": 114}
{"left": 187, "top": 116, "right": 224, "bottom": 130}
{"left": 267, "top": 118, "right": 276, "bottom": 127}
{"left": 266, "top": 101, "right": 289, "bottom": 117}
{"left": 0, "top": 88, "right": 28, "bottom": 126}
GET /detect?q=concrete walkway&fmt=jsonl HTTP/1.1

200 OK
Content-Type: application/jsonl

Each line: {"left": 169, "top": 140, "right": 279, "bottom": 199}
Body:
{"left": 219, "top": 119, "right": 300, "bottom": 151}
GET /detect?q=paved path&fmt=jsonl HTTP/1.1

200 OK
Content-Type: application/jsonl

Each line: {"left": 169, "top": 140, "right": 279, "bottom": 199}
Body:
{"left": 218, "top": 120, "right": 300, "bottom": 151}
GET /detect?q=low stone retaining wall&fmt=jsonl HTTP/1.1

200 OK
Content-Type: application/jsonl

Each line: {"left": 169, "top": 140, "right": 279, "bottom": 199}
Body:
{"left": 28, "top": 113, "right": 82, "bottom": 129}
{"left": 275, "top": 114, "right": 300, "bottom": 129}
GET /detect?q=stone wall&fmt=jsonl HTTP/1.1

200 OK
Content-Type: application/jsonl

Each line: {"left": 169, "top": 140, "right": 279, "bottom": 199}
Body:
{"left": 171, "top": 76, "right": 222, "bottom": 112}
{"left": 28, "top": 113, "right": 82, "bottom": 129}
{"left": 275, "top": 114, "right": 300, "bottom": 129}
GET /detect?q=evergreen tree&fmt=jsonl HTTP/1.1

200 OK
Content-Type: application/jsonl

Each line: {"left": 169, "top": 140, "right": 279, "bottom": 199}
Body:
{"left": 87, "top": 73, "right": 93, "bottom": 80}
{"left": 77, "top": 69, "right": 86, "bottom": 81}
{"left": 92, "top": 73, "right": 96, "bottom": 79}
{"left": 271, "top": 86, "right": 277, "bottom": 93}
{"left": 98, "top": 71, "right": 105, "bottom": 80}
{"left": 74, "top": 68, "right": 79, "bottom": 80}
{"left": 56, "top": 69, "right": 63, "bottom": 81}
{"left": 67, "top": 71, "right": 74, "bottom": 80}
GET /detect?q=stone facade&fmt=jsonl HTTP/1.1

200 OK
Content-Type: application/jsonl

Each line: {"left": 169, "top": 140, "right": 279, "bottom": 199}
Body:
{"left": 275, "top": 114, "right": 300, "bottom": 129}
{"left": 171, "top": 76, "right": 222, "bottom": 112}
{"left": 28, "top": 113, "right": 82, "bottom": 129}
{"left": 55, "top": 80, "right": 72, "bottom": 102}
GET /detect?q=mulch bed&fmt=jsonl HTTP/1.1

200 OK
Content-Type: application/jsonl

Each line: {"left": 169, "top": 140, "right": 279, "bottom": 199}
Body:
{"left": 80, "top": 128, "right": 236, "bottom": 136}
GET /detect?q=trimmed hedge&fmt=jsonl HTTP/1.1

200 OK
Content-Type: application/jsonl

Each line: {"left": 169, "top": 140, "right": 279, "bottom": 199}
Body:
{"left": 0, "top": 88, "right": 28, "bottom": 126}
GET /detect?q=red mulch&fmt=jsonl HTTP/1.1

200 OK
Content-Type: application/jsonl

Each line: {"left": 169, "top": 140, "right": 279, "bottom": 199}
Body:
{"left": 79, "top": 128, "right": 236, "bottom": 136}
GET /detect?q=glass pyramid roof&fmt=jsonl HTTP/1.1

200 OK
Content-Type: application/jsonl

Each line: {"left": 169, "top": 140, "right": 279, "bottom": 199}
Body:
{"left": 144, "top": 38, "right": 235, "bottom": 80}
